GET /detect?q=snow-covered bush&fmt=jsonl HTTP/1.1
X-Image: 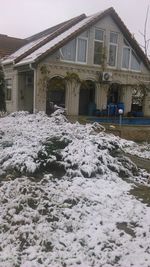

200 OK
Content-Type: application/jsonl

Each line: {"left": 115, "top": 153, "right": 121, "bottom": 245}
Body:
{"left": 0, "top": 111, "right": 150, "bottom": 267}
{"left": 0, "top": 111, "right": 149, "bottom": 184}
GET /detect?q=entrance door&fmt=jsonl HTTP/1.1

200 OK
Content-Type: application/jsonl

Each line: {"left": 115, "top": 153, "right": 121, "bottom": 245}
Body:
{"left": 107, "top": 83, "right": 121, "bottom": 104}
{"left": 79, "top": 80, "right": 95, "bottom": 115}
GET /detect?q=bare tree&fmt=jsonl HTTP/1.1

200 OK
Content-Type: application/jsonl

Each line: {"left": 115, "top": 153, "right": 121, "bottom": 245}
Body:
{"left": 139, "top": 6, "right": 150, "bottom": 58}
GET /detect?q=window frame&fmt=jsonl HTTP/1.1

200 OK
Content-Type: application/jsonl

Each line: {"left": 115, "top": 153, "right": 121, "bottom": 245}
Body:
{"left": 121, "top": 44, "right": 141, "bottom": 72}
{"left": 5, "top": 78, "right": 12, "bottom": 101}
{"left": 121, "top": 46, "right": 131, "bottom": 70}
{"left": 108, "top": 31, "right": 118, "bottom": 68}
{"left": 76, "top": 35, "right": 88, "bottom": 64}
{"left": 130, "top": 50, "right": 141, "bottom": 72}
{"left": 60, "top": 31, "right": 88, "bottom": 64}
{"left": 93, "top": 28, "right": 105, "bottom": 66}
{"left": 60, "top": 39, "right": 77, "bottom": 63}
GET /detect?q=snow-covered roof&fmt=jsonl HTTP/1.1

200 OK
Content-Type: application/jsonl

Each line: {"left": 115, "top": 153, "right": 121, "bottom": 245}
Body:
{"left": 16, "top": 13, "right": 102, "bottom": 66}
{"left": 2, "top": 13, "right": 86, "bottom": 65}
{"left": 2, "top": 34, "right": 50, "bottom": 65}
{"left": 2, "top": 7, "right": 150, "bottom": 69}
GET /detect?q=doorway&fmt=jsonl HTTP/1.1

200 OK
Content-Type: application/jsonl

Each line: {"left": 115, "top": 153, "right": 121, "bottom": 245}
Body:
{"left": 46, "top": 76, "right": 66, "bottom": 115}
{"left": 79, "top": 80, "right": 96, "bottom": 115}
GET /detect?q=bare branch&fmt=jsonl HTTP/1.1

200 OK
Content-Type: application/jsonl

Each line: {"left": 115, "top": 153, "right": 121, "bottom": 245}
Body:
{"left": 139, "top": 30, "right": 145, "bottom": 37}
{"left": 139, "top": 43, "right": 145, "bottom": 48}
{"left": 139, "top": 5, "right": 150, "bottom": 57}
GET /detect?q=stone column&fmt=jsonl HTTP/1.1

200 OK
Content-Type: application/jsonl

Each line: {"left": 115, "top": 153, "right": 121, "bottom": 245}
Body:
{"left": 13, "top": 70, "right": 19, "bottom": 111}
{"left": 95, "top": 83, "right": 109, "bottom": 110}
{"left": 65, "top": 80, "right": 80, "bottom": 115}
{"left": 120, "top": 85, "right": 133, "bottom": 115}
{"left": 34, "top": 68, "right": 47, "bottom": 113}
{"left": 143, "top": 91, "right": 150, "bottom": 116}
{"left": 33, "top": 69, "right": 38, "bottom": 113}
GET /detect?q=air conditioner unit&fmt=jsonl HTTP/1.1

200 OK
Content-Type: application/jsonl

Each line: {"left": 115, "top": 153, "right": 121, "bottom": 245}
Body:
{"left": 102, "top": 72, "right": 112, "bottom": 82}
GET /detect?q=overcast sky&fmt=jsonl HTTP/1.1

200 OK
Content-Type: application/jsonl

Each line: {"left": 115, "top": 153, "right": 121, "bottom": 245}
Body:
{"left": 0, "top": 0, "right": 150, "bottom": 46}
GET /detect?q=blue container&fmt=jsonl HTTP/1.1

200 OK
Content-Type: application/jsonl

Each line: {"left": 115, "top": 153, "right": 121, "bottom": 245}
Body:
{"left": 108, "top": 104, "right": 117, "bottom": 116}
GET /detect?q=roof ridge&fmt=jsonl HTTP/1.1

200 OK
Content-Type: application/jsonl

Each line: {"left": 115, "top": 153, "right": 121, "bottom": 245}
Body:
{"left": 14, "top": 13, "right": 86, "bottom": 64}
{"left": 33, "top": 6, "right": 149, "bottom": 69}
{"left": 26, "top": 16, "right": 84, "bottom": 42}
{"left": 33, "top": 7, "right": 115, "bottom": 63}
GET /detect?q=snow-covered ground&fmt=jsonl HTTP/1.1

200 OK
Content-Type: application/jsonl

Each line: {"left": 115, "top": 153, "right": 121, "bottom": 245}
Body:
{"left": 0, "top": 111, "right": 150, "bottom": 267}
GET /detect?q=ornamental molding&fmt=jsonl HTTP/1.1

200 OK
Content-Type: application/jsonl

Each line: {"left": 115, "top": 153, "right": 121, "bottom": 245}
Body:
{"left": 39, "top": 62, "right": 99, "bottom": 76}
{"left": 38, "top": 62, "right": 150, "bottom": 84}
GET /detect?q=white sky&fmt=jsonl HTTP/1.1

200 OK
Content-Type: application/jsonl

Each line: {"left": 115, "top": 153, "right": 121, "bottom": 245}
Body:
{"left": 0, "top": 0, "right": 150, "bottom": 47}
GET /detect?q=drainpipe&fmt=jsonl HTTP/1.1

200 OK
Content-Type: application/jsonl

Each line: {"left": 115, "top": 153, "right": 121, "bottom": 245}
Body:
{"left": 29, "top": 63, "right": 37, "bottom": 113}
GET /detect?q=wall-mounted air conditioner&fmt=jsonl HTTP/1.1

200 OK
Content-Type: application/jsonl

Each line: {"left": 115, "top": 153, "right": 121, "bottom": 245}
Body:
{"left": 102, "top": 72, "right": 112, "bottom": 82}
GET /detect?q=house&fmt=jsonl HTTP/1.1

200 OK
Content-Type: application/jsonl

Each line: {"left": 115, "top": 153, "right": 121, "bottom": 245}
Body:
{"left": 0, "top": 34, "right": 27, "bottom": 59}
{"left": 2, "top": 7, "right": 150, "bottom": 116}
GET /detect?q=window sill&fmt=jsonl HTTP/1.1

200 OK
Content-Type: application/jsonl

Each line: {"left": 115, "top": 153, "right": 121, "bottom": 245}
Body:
{"left": 60, "top": 59, "right": 87, "bottom": 65}
{"left": 121, "top": 68, "right": 141, "bottom": 73}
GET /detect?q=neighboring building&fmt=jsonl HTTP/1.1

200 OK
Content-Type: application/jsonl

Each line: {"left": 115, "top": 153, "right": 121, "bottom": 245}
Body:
{"left": 2, "top": 7, "right": 150, "bottom": 116}
{"left": 0, "top": 34, "right": 27, "bottom": 59}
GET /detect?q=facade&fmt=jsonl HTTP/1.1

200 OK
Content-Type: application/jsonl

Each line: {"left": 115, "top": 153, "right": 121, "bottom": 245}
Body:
{"left": 2, "top": 8, "right": 150, "bottom": 116}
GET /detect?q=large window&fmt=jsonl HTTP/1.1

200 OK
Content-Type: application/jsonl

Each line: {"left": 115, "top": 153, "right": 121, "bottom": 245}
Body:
{"left": 5, "top": 79, "right": 12, "bottom": 101}
{"left": 122, "top": 39, "right": 141, "bottom": 71}
{"left": 60, "top": 31, "right": 88, "bottom": 63}
{"left": 61, "top": 39, "right": 76, "bottom": 62}
{"left": 77, "top": 37, "right": 87, "bottom": 62}
{"left": 122, "top": 47, "right": 130, "bottom": 69}
{"left": 108, "top": 32, "right": 118, "bottom": 67}
{"left": 131, "top": 51, "right": 141, "bottom": 71}
{"left": 94, "top": 28, "right": 104, "bottom": 65}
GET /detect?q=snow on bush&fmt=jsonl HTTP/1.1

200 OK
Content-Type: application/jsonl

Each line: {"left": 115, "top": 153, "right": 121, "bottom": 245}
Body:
{"left": 0, "top": 111, "right": 150, "bottom": 267}
{"left": 0, "top": 111, "right": 149, "bottom": 183}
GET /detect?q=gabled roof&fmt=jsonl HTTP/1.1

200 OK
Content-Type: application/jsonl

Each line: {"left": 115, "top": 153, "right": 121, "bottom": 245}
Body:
{"left": 2, "top": 14, "right": 85, "bottom": 65}
{"left": 0, "top": 34, "right": 27, "bottom": 59}
{"left": 2, "top": 7, "right": 150, "bottom": 69}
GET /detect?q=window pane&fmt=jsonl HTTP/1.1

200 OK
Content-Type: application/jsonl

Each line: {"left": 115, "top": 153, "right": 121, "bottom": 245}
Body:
{"left": 5, "top": 79, "right": 12, "bottom": 101}
{"left": 61, "top": 39, "right": 76, "bottom": 61}
{"left": 122, "top": 47, "right": 130, "bottom": 68}
{"left": 6, "top": 79, "right": 12, "bottom": 86}
{"left": 95, "top": 29, "right": 104, "bottom": 41}
{"left": 110, "top": 32, "right": 118, "bottom": 43}
{"left": 6, "top": 89, "right": 11, "bottom": 101}
{"left": 77, "top": 38, "right": 87, "bottom": 62}
{"left": 123, "top": 38, "right": 130, "bottom": 46}
{"left": 109, "top": 45, "right": 117, "bottom": 66}
{"left": 131, "top": 51, "right": 141, "bottom": 71}
{"left": 79, "top": 31, "right": 88, "bottom": 38}
{"left": 94, "top": 41, "right": 103, "bottom": 65}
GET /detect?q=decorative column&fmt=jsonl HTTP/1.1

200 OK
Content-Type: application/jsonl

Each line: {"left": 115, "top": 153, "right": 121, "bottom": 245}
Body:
{"left": 143, "top": 91, "right": 150, "bottom": 116}
{"left": 95, "top": 83, "right": 109, "bottom": 110}
{"left": 33, "top": 69, "right": 38, "bottom": 113}
{"left": 34, "top": 68, "right": 47, "bottom": 113}
{"left": 13, "top": 70, "right": 19, "bottom": 111}
{"left": 120, "top": 85, "right": 133, "bottom": 115}
{"left": 65, "top": 80, "right": 80, "bottom": 115}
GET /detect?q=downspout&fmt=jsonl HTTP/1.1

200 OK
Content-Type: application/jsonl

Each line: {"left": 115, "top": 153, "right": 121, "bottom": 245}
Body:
{"left": 29, "top": 63, "right": 37, "bottom": 113}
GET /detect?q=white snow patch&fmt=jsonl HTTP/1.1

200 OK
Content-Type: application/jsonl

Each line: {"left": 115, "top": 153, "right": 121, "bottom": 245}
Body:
{"left": 0, "top": 111, "right": 150, "bottom": 266}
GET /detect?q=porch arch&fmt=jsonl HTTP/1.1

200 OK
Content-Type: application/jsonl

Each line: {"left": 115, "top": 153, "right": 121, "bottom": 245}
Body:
{"left": 46, "top": 76, "right": 66, "bottom": 115}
